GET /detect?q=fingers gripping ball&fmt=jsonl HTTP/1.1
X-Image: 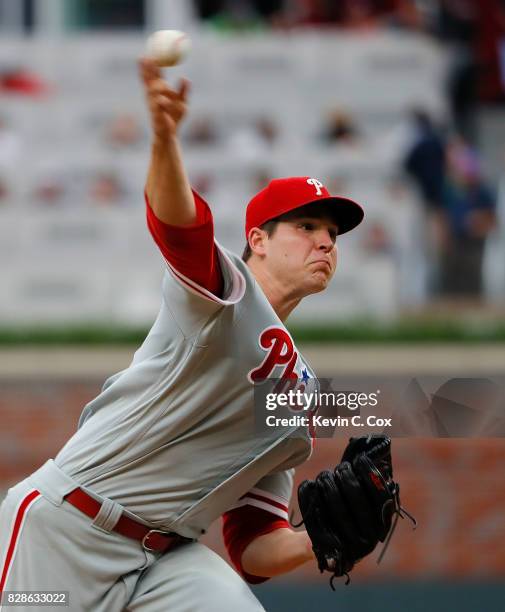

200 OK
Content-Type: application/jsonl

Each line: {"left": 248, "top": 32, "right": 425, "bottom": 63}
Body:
{"left": 295, "top": 436, "right": 417, "bottom": 590}
{"left": 146, "top": 30, "right": 191, "bottom": 67}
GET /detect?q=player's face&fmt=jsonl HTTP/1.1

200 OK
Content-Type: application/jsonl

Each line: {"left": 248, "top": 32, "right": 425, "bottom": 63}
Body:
{"left": 265, "top": 216, "right": 338, "bottom": 295}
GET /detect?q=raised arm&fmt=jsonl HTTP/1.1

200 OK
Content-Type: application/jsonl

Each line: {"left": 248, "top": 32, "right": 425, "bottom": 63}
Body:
{"left": 139, "top": 58, "right": 223, "bottom": 297}
{"left": 140, "top": 58, "right": 195, "bottom": 226}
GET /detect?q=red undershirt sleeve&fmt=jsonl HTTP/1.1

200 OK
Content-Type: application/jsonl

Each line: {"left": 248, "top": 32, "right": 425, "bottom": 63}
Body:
{"left": 222, "top": 505, "right": 291, "bottom": 584}
{"left": 145, "top": 190, "right": 224, "bottom": 297}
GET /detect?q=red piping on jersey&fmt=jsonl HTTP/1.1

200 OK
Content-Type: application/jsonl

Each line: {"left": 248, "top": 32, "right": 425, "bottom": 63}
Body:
{"left": 163, "top": 257, "right": 222, "bottom": 304}
{"left": 0, "top": 489, "right": 40, "bottom": 593}
{"left": 240, "top": 491, "right": 288, "bottom": 514}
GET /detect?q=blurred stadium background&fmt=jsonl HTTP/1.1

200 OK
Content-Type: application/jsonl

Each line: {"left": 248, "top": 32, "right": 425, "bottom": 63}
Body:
{"left": 0, "top": 1, "right": 504, "bottom": 610}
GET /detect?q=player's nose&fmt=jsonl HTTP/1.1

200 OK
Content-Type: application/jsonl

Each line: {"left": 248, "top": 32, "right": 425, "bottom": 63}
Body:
{"left": 314, "top": 228, "right": 334, "bottom": 252}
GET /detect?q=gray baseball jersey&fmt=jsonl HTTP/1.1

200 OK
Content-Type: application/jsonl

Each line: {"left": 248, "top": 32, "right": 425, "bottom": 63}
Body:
{"left": 0, "top": 241, "right": 318, "bottom": 610}
{"left": 53, "top": 243, "right": 315, "bottom": 538}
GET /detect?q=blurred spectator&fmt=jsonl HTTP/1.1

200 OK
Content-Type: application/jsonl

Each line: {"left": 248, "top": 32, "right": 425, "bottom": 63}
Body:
{"left": 193, "top": 0, "right": 283, "bottom": 28}
{"left": 321, "top": 109, "right": 359, "bottom": 145}
{"left": 0, "top": 67, "right": 48, "bottom": 97}
{"left": 33, "top": 178, "right": 66, "bottom": 207}
{"left": 89, "top": 171, "right": 124, "bottom": 206}
{"left": 192, "top": 0, "right": 427, "bottom": 31}
{"left": 184, "top": 116, "right": 219, "bottom": 146}
{"left": 293, "top": 0, "right": 422, "bottom": 29}
{"left": 344, "top": 0, "right": 420, "bottom": 30}
{"left": 250, "top": 168, "right": 273, "bottom": 194}
{"left": 193, "top": 0, "right": 423, "bottom": 30}
{"left": 403, "top": 109, "right": 446, "bottom": 210}
{"left": 295, "top": 0, "right": 349, "bottom": 26}
{"left": 191, "top": 172, "right": 214, "bottom": 197}
{"left": 255, "top": 116, "right": 278, "bottom": 145}
{"left": 0, "top": 177, "right": 9, "bottom": 204}
{"left": 361, "top": 219, "right": 394, "bottom": 254}
{"left": 227, "top": 115, "right": 278, "bottom": 160}
{"left": 104, "top": 113, "right": 144, "bottom": 149}
{"left": 436, "top": 0, "right": 505, "bottom": 142}
{"left": 439, "top": 138, "right": 497, "bottom": 297}
{"left": 437, "top": 0, "right": 479, "bottom": 142}
{"left": 402, "top": 109, "right": 447, "bottom": 295}
{"left": 477, "top": 1, "right": 505, "bottom": 103}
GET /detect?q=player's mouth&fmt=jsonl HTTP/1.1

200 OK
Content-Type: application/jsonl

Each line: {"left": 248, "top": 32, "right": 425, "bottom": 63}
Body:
{"left": 309, "top": 259, "right": 332, "bottom": 272}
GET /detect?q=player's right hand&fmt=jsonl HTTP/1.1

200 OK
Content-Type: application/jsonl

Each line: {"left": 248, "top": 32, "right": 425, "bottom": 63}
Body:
{"left": 139, "top": 58, "right": 190, "bottom": 143}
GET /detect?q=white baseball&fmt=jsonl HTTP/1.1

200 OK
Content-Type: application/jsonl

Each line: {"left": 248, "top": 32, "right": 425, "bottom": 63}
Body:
{"left": 146, "top": 30, "right": 191, "bottom": 67}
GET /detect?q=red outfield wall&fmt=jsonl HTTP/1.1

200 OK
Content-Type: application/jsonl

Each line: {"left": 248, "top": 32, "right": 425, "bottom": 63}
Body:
{"left": 1, "top": 379, "right": 504, "bottom": 583}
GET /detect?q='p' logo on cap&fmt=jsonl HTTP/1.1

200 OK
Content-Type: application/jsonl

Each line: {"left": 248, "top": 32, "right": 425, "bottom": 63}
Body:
{"left": 306, "top": 178, "right": 324, "bottom": 196}
{"left": 245, "top": 176, "right": 364, "bottom": 238}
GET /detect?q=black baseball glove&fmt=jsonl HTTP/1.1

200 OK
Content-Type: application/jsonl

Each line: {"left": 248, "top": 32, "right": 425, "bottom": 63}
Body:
{"left": 294, "top": 435, "right": 416, "bottom": 589}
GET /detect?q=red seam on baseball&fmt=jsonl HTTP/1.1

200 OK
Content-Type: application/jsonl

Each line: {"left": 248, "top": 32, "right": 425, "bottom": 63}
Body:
{"left": 174, "top": 34, "right": 187, "bottom": 53}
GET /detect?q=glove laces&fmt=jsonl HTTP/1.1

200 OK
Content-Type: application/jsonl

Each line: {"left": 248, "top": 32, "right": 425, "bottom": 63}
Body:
{"left": 377, "top": 483, "right": 417, "bottom": 565}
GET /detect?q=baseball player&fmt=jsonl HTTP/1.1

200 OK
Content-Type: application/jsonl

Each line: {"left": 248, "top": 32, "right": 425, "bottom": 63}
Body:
{"left": 0, "top": 59, "right": 365, "bottom": 611}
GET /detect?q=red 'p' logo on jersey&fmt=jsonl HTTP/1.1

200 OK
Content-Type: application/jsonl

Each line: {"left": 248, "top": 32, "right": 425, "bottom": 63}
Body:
{"left": 248, "top": 327, "right": 299, "bottom": 383}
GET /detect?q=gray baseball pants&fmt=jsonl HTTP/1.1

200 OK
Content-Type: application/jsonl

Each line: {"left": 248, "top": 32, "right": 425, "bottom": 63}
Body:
{"left": 0, "top": 460, "right": 265, "bottom": 612}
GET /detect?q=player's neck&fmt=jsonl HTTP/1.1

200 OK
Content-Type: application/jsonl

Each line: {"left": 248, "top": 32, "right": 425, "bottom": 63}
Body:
{"left": 247, "top": 260, "right": 301, "bottom": 321}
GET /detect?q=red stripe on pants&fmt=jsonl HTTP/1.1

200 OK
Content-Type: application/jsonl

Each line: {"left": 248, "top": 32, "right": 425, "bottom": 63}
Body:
{"left": 0, "top": 490, "right": 40, "bottom": 593}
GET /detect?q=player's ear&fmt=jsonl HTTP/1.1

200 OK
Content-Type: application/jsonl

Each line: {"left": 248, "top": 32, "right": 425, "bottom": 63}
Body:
{"left": 248, "top": 227, "right": 268, "bottom": 257}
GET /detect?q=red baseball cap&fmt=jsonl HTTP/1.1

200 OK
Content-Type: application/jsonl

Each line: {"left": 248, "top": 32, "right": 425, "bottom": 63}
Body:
{"left": 245, "top": 176, "right": 364, "bottom": 238}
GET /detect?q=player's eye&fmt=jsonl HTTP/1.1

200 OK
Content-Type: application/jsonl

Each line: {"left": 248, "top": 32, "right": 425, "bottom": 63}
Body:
{"left": 329, "top": 229, "right": 338, "bottom": 242}
{"left": 299, "top": 222, "right": 314, "bottom": 231}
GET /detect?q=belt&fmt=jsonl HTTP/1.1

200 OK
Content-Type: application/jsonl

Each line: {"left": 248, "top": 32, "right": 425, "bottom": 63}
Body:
{"left": 64, "top": 488, "right": 188, "bottom": 553}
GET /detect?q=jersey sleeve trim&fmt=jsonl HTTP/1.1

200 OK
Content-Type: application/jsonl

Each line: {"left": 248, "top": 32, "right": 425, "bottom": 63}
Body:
{"left": 222, "top": 506, "right": 291, "bottom": 585}
{"left": 146, "top": 189, "right": 224, "bottom": 297}
{"left": 146, "top": 187, "right": 246, "bottom": 305}
{"left": 249, "top": 487, "right": 290, "bottom": 507}
{"left": 227, "top": 487, "right": 289, "bottom": 520}
{"left": 163, "top": 241, "right": 245, "bottom": 306}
